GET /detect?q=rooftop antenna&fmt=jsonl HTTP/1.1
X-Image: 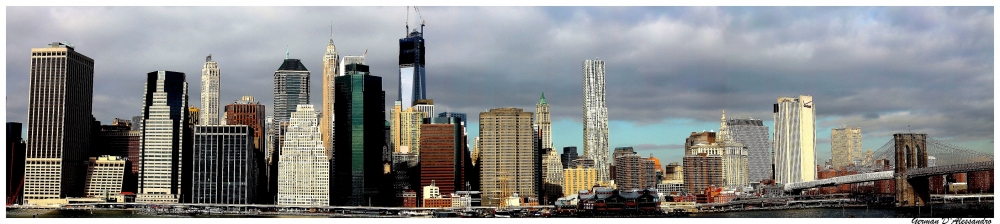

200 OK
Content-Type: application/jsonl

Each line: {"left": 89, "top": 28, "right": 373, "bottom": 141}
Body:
{"left": 364, "top": 49, "right": 368, "bottom": 58}
{"left": 406, "top": 6, "right": 409, "bottom": 34}
{"left": 285, "top": 45, "right": 289, "bottom": 59}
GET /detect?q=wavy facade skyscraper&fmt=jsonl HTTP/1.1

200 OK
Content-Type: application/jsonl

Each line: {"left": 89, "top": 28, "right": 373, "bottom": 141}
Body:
{"left": 773, "top": 95, "right": 816, "bottom": 184}
{"left": 582, "top": 59, "right": 610, "bottom": 184}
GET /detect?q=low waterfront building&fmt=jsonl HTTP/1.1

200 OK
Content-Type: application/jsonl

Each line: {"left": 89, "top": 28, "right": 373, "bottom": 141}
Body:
{"left": 84, "top": 156, "right": 127, "bottom": 201}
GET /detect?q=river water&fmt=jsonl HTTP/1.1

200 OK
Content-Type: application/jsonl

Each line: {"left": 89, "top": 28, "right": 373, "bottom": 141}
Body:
{"left": 7, "top": 203, "right": 993, "bottom": 218}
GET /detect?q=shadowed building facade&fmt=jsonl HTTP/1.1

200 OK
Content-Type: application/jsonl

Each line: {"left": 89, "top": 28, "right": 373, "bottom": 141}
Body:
{"left": 23, "top": 43, "right": 94, "bottom": 205}
{"left": 333, "top": 64, "right": 389, "bottom": 206}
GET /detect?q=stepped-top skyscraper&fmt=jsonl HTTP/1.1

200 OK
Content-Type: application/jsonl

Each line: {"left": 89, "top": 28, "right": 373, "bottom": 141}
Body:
{"left": 200, "top": 54, "right": 220, "bottom": 125}
{"left": 398, "top": 25, "right": 427, "bottom": 110}
{"left": 773, "top": 95, "right": 816, "bottom": 184}
{"left": 273, "top": 54, "right": 310, "bottom": 122}
{"left": 137, "top": 71, "right": 190, "bottom": 203}
{"left": 536, "top": 93, "right": 552, "bottom": 150}
{"left": 23, "top": 42, "right": 94, "bottom": 205}
{"left": 277, "top": 105, "right": 329, "bottom": 206}
{"left": 321, "top": 33, "right": 339, "bottom": 159}
{"left": 582, "top": 59, "right": 610, "bottom": 184}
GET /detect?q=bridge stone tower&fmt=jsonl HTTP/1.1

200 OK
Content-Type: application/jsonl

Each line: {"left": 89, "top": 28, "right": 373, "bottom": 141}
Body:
{"left": 893, "top": 133, "right": 929, "bottom": 207}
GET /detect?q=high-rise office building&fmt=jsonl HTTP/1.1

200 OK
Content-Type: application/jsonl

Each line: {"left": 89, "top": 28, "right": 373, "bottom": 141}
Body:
{"left": 188, "top": 107, "right": 200, "bottom": 127}
{"left": 438, "top": 112, "right": 467, "bottom": 123}
{"left": 582, "top": 59, "right": 610, "bottom": 184}
{"left": 333, "top": 63, "right": 388, "bottom": 206}
{"left": 414, "top": 99, "right": 435, "bottom": 119}
{"left": 273, "top": 58, "right": 310, "bottom": 122}
{"left": 685, "top": 131, "right": 749, "bottom": 190}
{"left": 321, "top": 34, "right": 339, "bottom": 159}
{"left": 773, "top": 95, "right": 817, "bottom": 184}
{"left": 84, "top": 156, "right": 127, "bottom": 200}
{"left": 614, "top": 153, "right": 657, "bottom": 190}
{"left": 339, "top": 55, "right": 365, "bottom": 76}
{"left": 7, "top": 122, "right": 27, "bottom": 205}
{"left": 137, "top": 71, "right": 190, "bottom": 204}
{"left": 95, "top": 118, "right": 140, "bottom": 192}
{"left": 541, "top": 148, "right": 564, "bottom": 203}
{"left": 536, "top": 93, "right": 552, "bottom": 150}
{"left": 664, "top": 162, "right": 683, "bottom": 182}
{"left": 23, "top": 42, "right": 94, "bottom": 205}
{"left": 478, "top": 108, "right": 535, "bottom": 206}
{"left": 419, "top": 116, "right": 465, "bottom": 197}
{"left": 200, "top": 55, "right": 220, "bottom": 125}
{"left": 392, "top": 102, "right": 426, "bottom": 154}
{"left": 277, "top": 105, "right": 330, "bottom": 206}
{"left": 131, "top": 116, "right": 142, "bottom": 131}
{"left": 725, "top": 117, "right": 772, "bottom": 183}
{"left": 192, "top": 125, "right": 256, "bottom": 204}
{"left": 562, "top": 165, "right": 597, "bottom": 196}
{"left": 831, "top": 127, "right": 862, "bottom": 169}
{"left": 561, "top": 146, "right": 578, "bottom": 169}
{"left": 399, "top": 27, "right": 427, "bottom": 110}
{"left": 224, "top": 96, "right": 268, "bottom": 203}
{"left": 682, "top": 154, "right": 723, "bottom": 193}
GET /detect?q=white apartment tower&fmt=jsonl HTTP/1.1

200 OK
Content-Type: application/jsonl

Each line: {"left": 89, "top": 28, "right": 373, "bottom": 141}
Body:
{"left": 200, "top": 55, "right": 220, "bottom": 125}
{"left": 582, "top": 59, "right": 610, "bottom": 184}
{"left": 831, "top": 127, "right": 862, "bottom": 169}
{"left": 277, "top": 105, "right": 330, "bottom": 206}
{"left": 773, "top": 95, "right": 816, "bottom": 184}
{"left": 321, "top": 33, "right": 339, "bottom": 159}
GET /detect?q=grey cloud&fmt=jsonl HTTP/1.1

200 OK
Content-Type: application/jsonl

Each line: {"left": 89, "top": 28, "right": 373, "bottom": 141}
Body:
{"left": 5, "top": 7, "right": 993, "bottom": 148}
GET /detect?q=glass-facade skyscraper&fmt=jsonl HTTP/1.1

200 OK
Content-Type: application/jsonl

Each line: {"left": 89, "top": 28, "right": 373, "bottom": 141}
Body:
{"left": 333, "top": 63, "right": 389, "bottom": 206}
{"left": 398, "top": 28, "right": 427, "bottom": 110}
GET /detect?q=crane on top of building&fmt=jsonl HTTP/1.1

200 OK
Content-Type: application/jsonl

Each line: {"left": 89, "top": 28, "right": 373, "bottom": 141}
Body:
{"left": 406, "top": 6, "right": 426, "bottom": 34}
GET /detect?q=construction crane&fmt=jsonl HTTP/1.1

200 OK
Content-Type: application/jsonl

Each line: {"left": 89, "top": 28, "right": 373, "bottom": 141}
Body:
{"left": 406, "top": 6, "right": 426, "bottom": 34}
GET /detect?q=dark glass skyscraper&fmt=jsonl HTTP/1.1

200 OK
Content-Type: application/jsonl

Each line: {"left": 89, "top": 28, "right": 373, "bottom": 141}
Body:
{"left": 7, "top": 122, "right": 26, "bottom": 205}
{"left": 192, "top": 125, "right": 256, "bottom": 204}
{"left": 273, "top": 59, "right": 310, "bottom": 122}
{"left": 561, "top": 146, "right": 578, "bottom": 169}
{"left": 333, "top": 64, "right": 388, "bottom": 206}
{"left": 398, "top": 28, "right": 426, "bottom": 110}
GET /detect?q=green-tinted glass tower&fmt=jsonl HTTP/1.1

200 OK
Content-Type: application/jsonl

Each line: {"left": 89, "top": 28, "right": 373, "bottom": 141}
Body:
{"left": 333, "top": 63, "right": 388, "bottom": 206}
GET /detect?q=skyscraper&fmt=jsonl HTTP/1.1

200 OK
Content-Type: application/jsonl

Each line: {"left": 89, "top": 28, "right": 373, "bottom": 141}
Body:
{"left": 536, "top": 93, "right": 552, "bottom": 150}
{"left": 582, "top": 59, "right": 610, "bottom": 184}
{"left": 339, "top": 55, "right": 365, "bottom": 76}
{"left": 321, "top": 34, "right": 339, "bottom": 159}
{"left": 7, "top": 122, "right": 26, "bottom": 205}
{"left": 725, "top": 117, "right": 772, "bottom": 183}
{"left": 478, "top": 108, "right": 535, "bottom": 206}
{"left": 561, "top": 146, "right": 578, "bottom": 169}
{"left": 95, "top": 118, "right": 140, "bottom": 192}
{"left": 200, "top": 55, "right": 220, "bottom": 125}
{"left": 23, "top": 42, "right": 94, "bottom": 205}
{"left": 224, "top": 96, "right": 267, "bottom": 203}
{"left": 831, "top": 127, "right": 862, "bottom": 169}
{"left": 399, "top": 27, "right": 427, "bottom": 110}
{"left": 333, "top": 63, "right": 388, "bottom": 206}
{"left": 137, "top": 71, "right": 189, "bottom": 204}
{"left": 541, "top": 148, "right": 563, "bottom": 203}
{"left": 273, "top": 58, "right": 310, "bottom": 122}
{"left": 277, "top": 105, "right": 329, "bottom": 206}
{"left": 614, "top": 153, "right": 657, "bottom": 190}
{"left": 773, "top": 95, "right": 816, "bottom": 184}
{"left": 419, "top": 116, "right": 465, "bottom": 198}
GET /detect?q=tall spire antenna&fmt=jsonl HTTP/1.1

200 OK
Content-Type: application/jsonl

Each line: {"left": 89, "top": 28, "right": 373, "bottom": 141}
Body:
{"left": 285, "top": 45, "right": 289, "bottom": 59}
{"left": 406, "top": 6, "right": 410, "bottom": 34}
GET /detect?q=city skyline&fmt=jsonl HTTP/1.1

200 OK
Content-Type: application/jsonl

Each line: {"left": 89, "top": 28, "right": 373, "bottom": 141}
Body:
{"left": 5, "top": 7, "right": 993, "bottom": 166}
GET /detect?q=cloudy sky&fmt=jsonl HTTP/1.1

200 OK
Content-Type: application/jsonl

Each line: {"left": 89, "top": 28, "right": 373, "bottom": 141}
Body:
{"left": 5, "top": 7, "right": 994, "bottom": 164}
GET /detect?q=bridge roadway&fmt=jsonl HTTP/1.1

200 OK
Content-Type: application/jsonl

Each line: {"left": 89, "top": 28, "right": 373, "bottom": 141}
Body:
{"left": 784, "top": 161, "right": 993, "bottom": 192}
